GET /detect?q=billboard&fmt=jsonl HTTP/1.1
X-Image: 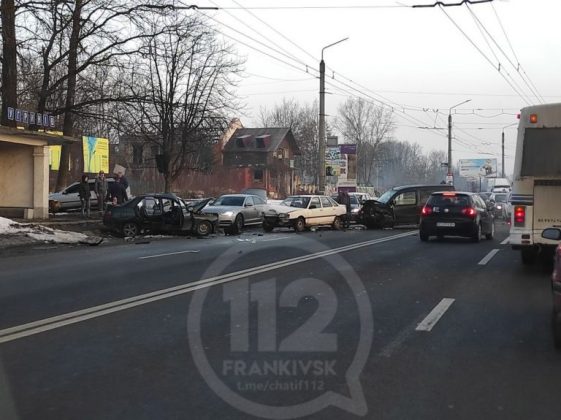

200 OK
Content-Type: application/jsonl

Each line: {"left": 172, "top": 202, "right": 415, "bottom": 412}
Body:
{"left": 458, "top": 158, "right": 497, "bottom": 178}
{"left": 325, "top": 144, "right": 357, "bottom": 185}
{"left": 82, "top": 136, "right": 110, "bottom": 173}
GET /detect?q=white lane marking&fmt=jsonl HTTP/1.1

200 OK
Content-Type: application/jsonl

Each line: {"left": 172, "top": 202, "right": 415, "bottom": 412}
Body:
{"left": 478, "top": 249, "right": 500, "bottom": 265}
{"left": 415, "top": 298, "right": 455, "bottom": 332}
{"left": 260, "top": 236, "right": 291, "bottom": 242}
{"left": 139, "top": 250, "right": 200, "bottom": 259}
{"left": 0, "top": 230, "right": 417, "bottom": 344}
{"left": 501, "top": 237, "right": 510, "bottom": 245}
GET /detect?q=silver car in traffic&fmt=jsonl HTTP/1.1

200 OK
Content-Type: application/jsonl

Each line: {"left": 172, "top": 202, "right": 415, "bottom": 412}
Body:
{"left": 202, "top": 194, "right": 268, "bottom": 234}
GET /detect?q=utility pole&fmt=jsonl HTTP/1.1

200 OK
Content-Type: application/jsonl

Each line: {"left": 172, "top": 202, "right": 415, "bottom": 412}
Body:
{"left": 501, "top": 130, "right": 505, "bottom": 178}
{"left": 447, "top": 99, "right": 471, "bottom": 183}
{"left": 318, "top": 37, "right": 348, "bottom": 194}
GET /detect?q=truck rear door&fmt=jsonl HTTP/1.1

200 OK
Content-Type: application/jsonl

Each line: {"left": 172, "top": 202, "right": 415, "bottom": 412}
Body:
{"left": 533, "top": 180, "right": 561, "bottom": 237}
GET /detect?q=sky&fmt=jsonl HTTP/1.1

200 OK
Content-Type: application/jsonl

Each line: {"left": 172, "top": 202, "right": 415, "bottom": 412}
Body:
{"left": 195, "top": 0, "right": 561, "bottom": 177}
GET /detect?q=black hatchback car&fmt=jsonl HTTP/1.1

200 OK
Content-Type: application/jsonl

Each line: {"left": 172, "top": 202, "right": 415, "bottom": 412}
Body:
{"left": 419, "top": 191, "right": 494, "bottom": 242}
{"left": 103, "top": 194, "right": 218, "bottom": 237}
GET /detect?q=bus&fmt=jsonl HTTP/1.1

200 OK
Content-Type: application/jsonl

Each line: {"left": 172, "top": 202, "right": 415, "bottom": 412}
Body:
{"left": 510, "top": 103, "right": 561, "bottom": 264}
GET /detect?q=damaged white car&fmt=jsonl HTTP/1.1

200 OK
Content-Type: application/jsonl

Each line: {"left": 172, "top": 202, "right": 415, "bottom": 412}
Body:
{"left": 262, "top": 195, "right": 346, "bottom": 232}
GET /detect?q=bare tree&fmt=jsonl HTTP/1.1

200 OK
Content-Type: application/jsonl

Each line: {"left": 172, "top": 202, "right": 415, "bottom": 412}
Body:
{"left": 258, "top": 98, "right": 319, "bottom": 185}
{"left": 117, "top": 13, "right": 243, "bottom": 192}
{"left": 335, "top": 97, "right": 394, "bottom": 185}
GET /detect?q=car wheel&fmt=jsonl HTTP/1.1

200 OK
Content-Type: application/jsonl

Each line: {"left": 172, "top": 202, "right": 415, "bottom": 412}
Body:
{"left": 231, "top": 214, "right": 243, "bottom": 235}
{"left": 521, "top": 248, "right": 537, "bottom": 265}
{"left": 472, "top": 223, "right": 482, "bottom": 243}
{"left": 294, "top": 217, "right": 306, "bottom": 233}
{"left": 332, "top": 216, "right": 343, "bottom": 231}
{"left": 195, "top": 220, "right": 212, "bottom": 237}
{"left": 262, "top": 222, "right": 274, "bottom": 233}
{"left": 553, "top": 310, "right": 561, "bottom": 350}
{"left": 122, "top": 222, "right": 139, "bottom": 238}
{"left": 485, "top": 222, "right": 495, "bottom": 240}
{"left": 419, "top": 229, "right": 429, "bottom": 242}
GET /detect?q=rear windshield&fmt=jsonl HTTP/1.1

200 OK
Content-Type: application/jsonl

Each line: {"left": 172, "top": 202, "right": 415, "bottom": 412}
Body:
{"left": 428, "top": 194, "right": 470, "bottom": 207}
{"left": 493, "top": 194, "right": 508, "bottom": 202}
{"left": 522, "top": 128, "right": 561, "bottom": 176}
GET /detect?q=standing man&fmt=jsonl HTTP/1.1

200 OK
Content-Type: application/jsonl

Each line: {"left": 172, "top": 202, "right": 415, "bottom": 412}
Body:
{"left": 94, "top": 170, "right": 108, "bottom": 213}
{"left": 78, "top": 174, "right": 91, "bottom": 218}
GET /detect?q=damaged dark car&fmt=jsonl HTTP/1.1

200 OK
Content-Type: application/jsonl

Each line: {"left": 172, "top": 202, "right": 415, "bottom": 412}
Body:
{"left": 103, "top": 194, "right": 218, "bottom": 237}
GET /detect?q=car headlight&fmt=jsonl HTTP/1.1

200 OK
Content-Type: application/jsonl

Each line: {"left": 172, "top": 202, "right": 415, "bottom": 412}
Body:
{"left": 278, "top": 213, "right": 289, "bottom": 219}
{"left": 222, "top": 211, "right": 234, "bottom": 217}
{"left": 351, "top": 208, "right": 359, "bottom": 213}
{"left": 496, "top": 205, "right": 502, "bottom": 210}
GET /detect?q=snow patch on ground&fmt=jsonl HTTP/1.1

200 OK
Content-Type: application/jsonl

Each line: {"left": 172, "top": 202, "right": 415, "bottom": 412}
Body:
{"left": 0, "top": 216, "right": 98, "bottom": 245}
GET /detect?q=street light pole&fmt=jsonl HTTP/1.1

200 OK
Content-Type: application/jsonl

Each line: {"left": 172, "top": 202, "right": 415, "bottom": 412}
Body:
{"left": 318, "top": 37, "right": 348, "bottom": 194}
{"left": 447, "top": 99, "right": 471, "bottom": 182}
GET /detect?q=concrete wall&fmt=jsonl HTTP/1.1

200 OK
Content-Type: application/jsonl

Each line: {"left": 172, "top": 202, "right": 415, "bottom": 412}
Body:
{"left": 0, "top": 142, "right": 34, "bottom": 208}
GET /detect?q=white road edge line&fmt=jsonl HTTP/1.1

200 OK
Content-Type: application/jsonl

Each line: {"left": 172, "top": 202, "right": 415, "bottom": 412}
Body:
{"left": 0, "top": 230, "right": 417, "bottom": 344}
{"left": 501, "top": 237, "right": 510, "bottom": 245}
{"left": 415, "top": 298, "right": 455, "bottom": 332}
{"left": 139, "top": 250, "right": 200, "bottom": 259}
{"left": 478, "top": 249, "right": 500, "bottom": 265}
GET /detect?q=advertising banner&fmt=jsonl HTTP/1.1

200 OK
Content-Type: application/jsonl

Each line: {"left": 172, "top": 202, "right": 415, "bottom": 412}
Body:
{"left": 49, "top": 145, "right": 61, "bottom": 170}
{"left": 82, "top": 136, "right": 110, "bottom": 173}
{"left": 458, "top": 158, "right": 497, "bottom": 178}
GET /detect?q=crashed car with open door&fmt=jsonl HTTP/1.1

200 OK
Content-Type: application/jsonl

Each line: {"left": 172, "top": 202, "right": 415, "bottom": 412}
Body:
{"left": 103, "top": 194, "right": 218, "bottom": 237}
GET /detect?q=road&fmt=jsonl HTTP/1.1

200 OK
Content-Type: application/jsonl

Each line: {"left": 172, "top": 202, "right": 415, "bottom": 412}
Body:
{"left": 0, "top": 222, "right": 560, "bottom": 420}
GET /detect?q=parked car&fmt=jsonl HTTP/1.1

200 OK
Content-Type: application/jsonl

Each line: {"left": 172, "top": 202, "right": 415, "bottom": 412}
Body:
{"left": 419, "top": 191, "right": 494, "bottom": 242}
{"left": 489, "top": 192, "right": 509, "bottom": 219}
{"left": 103, "top": 194, "right": 217, "bottom": 237}
{"left": 331, "top": 194, "right": 361, "bottom": 221}
{"left": 49, "top": 177, "right": 116, "bottom": 211}
{"left": 357, "top": 184, "right": 455, "bottom": 228}
{"left": 262, "top": 195, "right": 346, "bottom": 232}
{"left": 542, "top": 228, "right": 561, "bottom": 349}
{"left": 201, "top": 194, "right": 268, "bottom": 235}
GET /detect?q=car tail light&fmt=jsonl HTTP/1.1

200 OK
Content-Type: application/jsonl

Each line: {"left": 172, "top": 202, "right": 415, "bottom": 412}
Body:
{"left": 421, "top": 205, "right": 433, "bottom": 216}
{"left": 462, "top": 207, "right": 477, "bottom": 217}
{"left": 514, "top": 206, "right": 526, "bottom": 226}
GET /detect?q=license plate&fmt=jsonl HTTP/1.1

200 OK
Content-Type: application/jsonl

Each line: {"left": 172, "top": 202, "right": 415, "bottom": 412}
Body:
{"left": 437, "top": 222, "right": 455, "bottom": 227}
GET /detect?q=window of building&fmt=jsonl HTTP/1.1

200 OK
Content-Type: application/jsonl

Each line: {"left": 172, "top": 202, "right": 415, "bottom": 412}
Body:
{"left": 256, "top": 138, "right": 265, "bottom": 148}
{"left": 254, "top": 169, "right": 264, "bottom": 182}
{"left": 133, "top": 144, "right": 143, "bottom": 165}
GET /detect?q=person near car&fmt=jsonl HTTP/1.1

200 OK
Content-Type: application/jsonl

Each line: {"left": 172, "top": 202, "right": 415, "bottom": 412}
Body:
{"left": 115, "top": 172, "right": 129, "bottom": 190}
{"left": 107, "top": 180, "right": 128, "bottom": 205}
{"left": 94, "top": 170, "right": 108, "bottom": 213}
{"left": 78, "top": 174, "right": 91, "bottom": 218}
{"left": 338, "top": 191, "right": 352, "bottom": 228}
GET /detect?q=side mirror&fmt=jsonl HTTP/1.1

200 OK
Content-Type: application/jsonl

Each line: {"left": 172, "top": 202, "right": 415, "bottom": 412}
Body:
{"left": 62, "top": 191, "right": 67, "bottom": 195}
{"left": 542, "top": 228, "right": 561, "bottom": 241}
{"left": 309, "top": 204, "right": 317, "bottom": 209}
{"left": 244, "top": 203, "right": 253, "bottom": 207}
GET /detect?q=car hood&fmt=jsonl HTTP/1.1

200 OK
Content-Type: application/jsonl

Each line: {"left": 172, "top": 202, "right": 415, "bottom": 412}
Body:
{"left": 264, "top": 204, "right": 300, "bottom": 214}
{"left": 202, "top": 205, "right": 242, "bottom": 214}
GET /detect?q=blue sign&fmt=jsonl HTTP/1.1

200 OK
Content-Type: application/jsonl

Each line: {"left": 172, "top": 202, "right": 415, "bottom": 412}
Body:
{"left": 7, "top": 107, "right": 15, "bottom": 120}
{"left": 23, "top": 111, "right": 29, "bottom": 124}
{"left": 15, "top": 109, "right": 22, "bottom": 122}
{"left": 29, "top": 112, "right": 36, "bottom": 125}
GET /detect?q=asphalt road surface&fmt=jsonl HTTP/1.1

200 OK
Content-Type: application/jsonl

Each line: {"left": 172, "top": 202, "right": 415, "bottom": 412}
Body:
{"left": 0, "top": 222, "right": 560, "bottom": 420}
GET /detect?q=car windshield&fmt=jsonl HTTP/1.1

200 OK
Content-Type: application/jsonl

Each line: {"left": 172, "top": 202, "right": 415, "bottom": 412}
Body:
{"left": 281, "top": 196, "right": 311, "bottom": 208}
{"left": 376, "top": 189, "right": 395, "bottom": 204}
{"left": 428, "top": 194, "right": 470, "bottom": 207}
{"left": 212, "top": 196, "right": 245, "bottom": 206}
{"left": 493, "top": 194, "right": 508, "bottom": 202}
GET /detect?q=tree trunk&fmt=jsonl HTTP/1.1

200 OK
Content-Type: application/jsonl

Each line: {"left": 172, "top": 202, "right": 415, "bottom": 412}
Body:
{"left": 55, "top": 0, "right": 82, "bottom": 191}
{"left": 1, "top": 0, "right": 17, "bottom": 127}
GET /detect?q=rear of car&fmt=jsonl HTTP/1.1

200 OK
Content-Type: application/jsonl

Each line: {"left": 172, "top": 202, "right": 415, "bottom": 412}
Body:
{"left": 419, "top": 192, "right": 494, "bottom": 241}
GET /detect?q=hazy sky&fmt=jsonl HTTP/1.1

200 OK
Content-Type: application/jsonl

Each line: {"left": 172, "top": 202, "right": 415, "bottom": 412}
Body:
{"left": 199, "top": 0, "right": 561, "bottom": 176}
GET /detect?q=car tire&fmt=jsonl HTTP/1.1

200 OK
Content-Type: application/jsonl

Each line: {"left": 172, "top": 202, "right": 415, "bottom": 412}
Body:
{"left": 485, "top": 222, "right": 495, "bottom": 240}
{"left": 521, "top": 248, "right": 537, "bottom": 265}
{"left": 553, "top": 310, "right": 561, "bottom": 350}
{"left": 122, "top": 222, "right": 139, "bottom": 238}
{"left": 472, "top": 223, "right": 482, "bottom": 243}
{"left": 332, "top": 216, "right": 343, "bottom": 231}
{"left": 195, "top": 220, "right": 212, "bottom": 237}
{"left": 294, "top": 217, "right": 306, "bottom": 233}
{"left": 419, "top": 230, "right": 429, "bottom": 242}
{"left": 262, "top": 222, "right": 274, "bottom": 233}
{"left": 231, "top": 214, "right": 243, "bottom": 235}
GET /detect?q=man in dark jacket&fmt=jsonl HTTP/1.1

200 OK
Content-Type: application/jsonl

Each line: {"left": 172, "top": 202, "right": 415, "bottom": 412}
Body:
{"left": 107, "top": 180, "right": 128, "bottom": 205}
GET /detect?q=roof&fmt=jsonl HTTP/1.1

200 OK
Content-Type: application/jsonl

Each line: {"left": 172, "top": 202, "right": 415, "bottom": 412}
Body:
{"left": 0, "top": 126, "right": 78, "bottom": 145}
{"left": 223, "top": 127, "right": 301, "bottom": 155}
{"left": 391, "top": 184, "right": 454, "bottom": 190}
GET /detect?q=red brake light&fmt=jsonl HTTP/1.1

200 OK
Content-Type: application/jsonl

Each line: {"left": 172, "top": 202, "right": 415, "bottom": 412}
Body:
{"left": 514, "top": 206, "right": 526, "bottom": 226}
{"left": 529, "top": 113, "right": 538, "bottom": 124}
{"left": 462, "top": 207, "right": 477, "bottom": 217}
{"left": 421, "top": 205, "right": 433, "bottom": 216}
{"left": 442, "top": 192, "right": 456, "bottom": 196}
